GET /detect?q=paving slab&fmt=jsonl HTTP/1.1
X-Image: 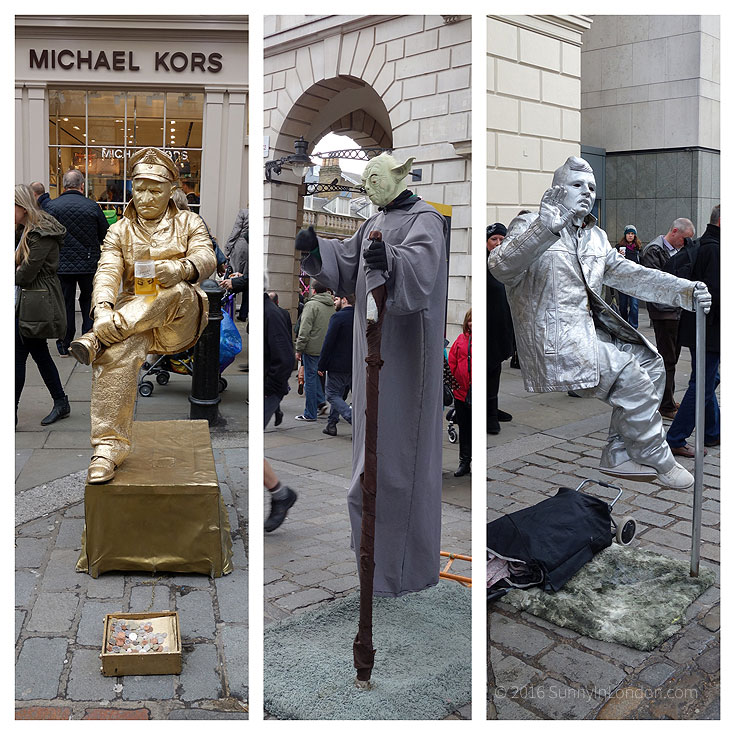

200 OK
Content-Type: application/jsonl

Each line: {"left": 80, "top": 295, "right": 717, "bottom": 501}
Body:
{"left": 15, "top": 343, "right": 248, "bottom": 719}
{"left": 487, "top": 338, "right": 720, "bottom": 721}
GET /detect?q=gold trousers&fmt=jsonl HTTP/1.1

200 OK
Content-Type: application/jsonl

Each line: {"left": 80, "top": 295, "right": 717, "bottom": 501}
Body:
{"left": 90, "top": 282, "right": 202, "bottom": 464}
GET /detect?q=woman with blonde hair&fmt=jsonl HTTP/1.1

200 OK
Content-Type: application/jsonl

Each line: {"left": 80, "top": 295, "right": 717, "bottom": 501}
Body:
{"left": 15, "top": 184, "right": 69, "bottom": 426}
{"left": 448, "top": 308, "right": 472, "bottom": 477}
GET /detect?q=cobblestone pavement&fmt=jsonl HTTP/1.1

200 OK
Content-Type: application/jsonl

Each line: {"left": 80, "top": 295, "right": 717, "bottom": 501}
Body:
{"left": 15, "top": 318, "right": 249, "bottom": 720}
{"left": 486, "top": 323, "right": 720, "bottom": 720}
{"left": 264, "top": 377, "right": 472, "bottom": 720}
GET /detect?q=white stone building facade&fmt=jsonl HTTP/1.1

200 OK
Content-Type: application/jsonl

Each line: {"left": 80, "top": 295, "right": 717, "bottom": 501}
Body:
{"left": 487, "top": 15, "right": 720, "bottom": 243}
{"left": 581, "top": 15, "right": 720, "bottom": 242}
{"left": 264, "top": 15, "right": 471, "bottom": 339}
{"left": 486, "top": 15, "right": 592, "bottom": 227}
{"left": 15, "top": 15, "right": 249, "bottom": 244}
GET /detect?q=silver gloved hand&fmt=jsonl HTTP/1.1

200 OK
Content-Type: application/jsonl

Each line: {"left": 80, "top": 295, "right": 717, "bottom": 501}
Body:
{"left": 539, "top": 185, "right": 575, "bottom": 234}
{"left": 692, "top": 281, "right": 711, "bottom": 314}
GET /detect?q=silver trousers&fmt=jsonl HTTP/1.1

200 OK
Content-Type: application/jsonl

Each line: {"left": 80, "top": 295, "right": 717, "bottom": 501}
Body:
{"left": 576, "top": 329, "right": 676, "bottom": 474}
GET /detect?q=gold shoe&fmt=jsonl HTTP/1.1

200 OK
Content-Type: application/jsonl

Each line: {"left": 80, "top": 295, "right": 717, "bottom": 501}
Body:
{"left": 70, "top": 332, "right": 101, "bottom": 365}
{"left": 87, "top": 456, "right": 117, "bottom": 484}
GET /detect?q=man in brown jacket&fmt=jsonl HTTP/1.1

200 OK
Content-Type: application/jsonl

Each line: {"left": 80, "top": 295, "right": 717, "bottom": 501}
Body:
{"left": 640, "top": 217, "right": 695, "bottom": 419}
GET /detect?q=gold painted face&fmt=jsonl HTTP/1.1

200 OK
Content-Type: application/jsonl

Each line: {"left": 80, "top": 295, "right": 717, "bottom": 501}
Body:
{"left": 132, "top": 178, "right": 172, "bottom": 220}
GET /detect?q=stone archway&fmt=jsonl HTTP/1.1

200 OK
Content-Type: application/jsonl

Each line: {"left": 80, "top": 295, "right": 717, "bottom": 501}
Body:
{"left": 265, "top": 75, "right": 395, "bottom": 312}
{"left": 264, "top": 15, "right": 472, "bottom": 336}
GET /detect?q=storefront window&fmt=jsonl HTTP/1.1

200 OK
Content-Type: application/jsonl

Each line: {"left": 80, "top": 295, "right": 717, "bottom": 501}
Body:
{"left": 48, "top": 89, "right": 204, "bottom": 216}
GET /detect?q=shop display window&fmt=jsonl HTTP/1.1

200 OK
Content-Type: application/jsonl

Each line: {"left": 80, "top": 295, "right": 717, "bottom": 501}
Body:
{"left": 48, "top": 89, "right": 203, "bottom": 214}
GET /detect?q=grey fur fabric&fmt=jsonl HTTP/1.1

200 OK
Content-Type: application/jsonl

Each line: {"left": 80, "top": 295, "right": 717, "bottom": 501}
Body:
{"left": 264, "top": 582, "right": 471, "bottom": 719}
{"left": 504, "top": 544, "right": 715, "bottom": 651}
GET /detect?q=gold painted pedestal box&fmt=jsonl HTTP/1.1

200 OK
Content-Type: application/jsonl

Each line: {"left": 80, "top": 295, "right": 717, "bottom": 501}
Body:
{"left": 76, "top": 420, "right": 233, "bottom": 578}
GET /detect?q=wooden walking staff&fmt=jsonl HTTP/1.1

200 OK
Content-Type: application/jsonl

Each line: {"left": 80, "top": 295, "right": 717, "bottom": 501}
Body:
{"left": 353, "top": 230, "right": 388, "bottom": 687}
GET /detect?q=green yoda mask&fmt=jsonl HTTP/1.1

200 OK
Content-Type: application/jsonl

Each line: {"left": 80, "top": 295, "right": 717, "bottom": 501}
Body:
{"left": 361, "top": 153, "right": 416, "bottom": 207}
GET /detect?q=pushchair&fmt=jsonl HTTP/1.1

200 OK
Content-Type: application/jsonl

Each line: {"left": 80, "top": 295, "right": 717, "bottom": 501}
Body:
{"left": 487, "top": 478, "right": 637, "bottom": 601}
{"left": 446, "top": 407, "right": 458, "bottom": 443}
{"left": 137, "top": 291, "right": 237, "bottom": 397}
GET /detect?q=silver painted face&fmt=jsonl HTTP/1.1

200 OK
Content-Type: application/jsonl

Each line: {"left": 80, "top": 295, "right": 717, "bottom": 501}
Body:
{"left": 560, "top": 170, "right": 596, "bottom": 220}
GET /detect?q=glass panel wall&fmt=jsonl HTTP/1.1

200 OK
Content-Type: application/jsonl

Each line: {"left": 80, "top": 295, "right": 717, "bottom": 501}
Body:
{"left": 48, "top": 89, "right": 204, "bottom": 218}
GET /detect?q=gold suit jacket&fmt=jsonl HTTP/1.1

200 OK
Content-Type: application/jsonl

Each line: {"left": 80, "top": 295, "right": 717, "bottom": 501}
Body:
{"left": 92, "top": 200, "right": 217, "bottom": 348}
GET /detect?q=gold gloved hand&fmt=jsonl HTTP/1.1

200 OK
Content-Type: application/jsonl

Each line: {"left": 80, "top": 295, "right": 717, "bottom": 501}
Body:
{"left": 93, "top": 303, "right": 122, "bottom": 345}
{"left": 155, "top": 259, "right": 187, "bottom": 288}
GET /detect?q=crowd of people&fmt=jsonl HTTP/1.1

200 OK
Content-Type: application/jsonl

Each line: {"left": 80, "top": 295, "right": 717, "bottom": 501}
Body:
{"left": 15, "top": 170, "right": 249, "bottom": 437}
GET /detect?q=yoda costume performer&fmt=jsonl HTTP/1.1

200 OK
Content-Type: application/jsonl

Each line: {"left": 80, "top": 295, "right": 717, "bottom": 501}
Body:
{"left": 296, "top": 154, "right": 448, "bottom": 597}
{"left": 70, "top": 147, "right": 216, "bottom": 484}
{"left": 488, "top": 156, "right": 711, "bottom": 490}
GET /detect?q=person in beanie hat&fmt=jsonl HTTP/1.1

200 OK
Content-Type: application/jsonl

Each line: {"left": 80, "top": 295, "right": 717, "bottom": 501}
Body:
{"left": 487, "top": 223, "right": 514, "bottom": 433}
{"left": 615, "top": 224, "right": 643, "bottom": 327}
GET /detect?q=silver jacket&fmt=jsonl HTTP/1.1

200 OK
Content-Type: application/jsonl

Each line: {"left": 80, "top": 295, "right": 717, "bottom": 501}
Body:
{"left": 488, "top": 212, "right": 697, "bottom": 393}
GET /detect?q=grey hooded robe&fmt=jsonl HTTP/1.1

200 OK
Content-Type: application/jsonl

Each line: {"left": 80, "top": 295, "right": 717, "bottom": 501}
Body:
{"left": 302, "top": 199, "right": 448, "bottom": 597}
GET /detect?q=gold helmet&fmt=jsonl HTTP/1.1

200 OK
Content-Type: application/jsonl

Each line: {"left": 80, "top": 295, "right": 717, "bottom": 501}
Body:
{"left": 128, "top": 147, "right": 179, "bottom": 184}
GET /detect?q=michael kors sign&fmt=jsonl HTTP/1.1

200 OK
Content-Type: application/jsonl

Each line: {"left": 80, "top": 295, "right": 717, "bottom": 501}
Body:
{"left": 29, "top": 49, "right": 223, "bottom": 73}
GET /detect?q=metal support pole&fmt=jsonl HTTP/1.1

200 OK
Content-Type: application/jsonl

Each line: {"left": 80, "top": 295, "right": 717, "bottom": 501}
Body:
{"left": 690, "top": 301, "right": 706, "bottom": 577}
{"left": 189, "top": 279, "right": 224, "bottom": 425}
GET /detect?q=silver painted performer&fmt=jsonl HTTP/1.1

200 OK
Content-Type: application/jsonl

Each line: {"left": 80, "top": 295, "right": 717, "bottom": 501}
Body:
{"left": 488, "top": 156, "right": 711, "bottom": 489}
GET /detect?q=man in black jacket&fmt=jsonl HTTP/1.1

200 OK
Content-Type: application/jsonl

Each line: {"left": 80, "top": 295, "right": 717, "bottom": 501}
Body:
{"left": 264, "top": 291, "right": 298, "bottom": 531}
{"left": 667, "top": 205, "right": 720, "bottom": 455}
{"left": 317, "top": 294, "right": 355, "bottom": 436}
{"left": 46, "top": 170, "right": 109, "bottom": 356}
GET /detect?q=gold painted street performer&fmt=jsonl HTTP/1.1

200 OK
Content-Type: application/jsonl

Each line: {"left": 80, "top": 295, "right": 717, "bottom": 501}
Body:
{"left": 295, "top": 153, "right": 448, "bottom": 597}
{"left": 70, "top": 148, "right": 216, "bottom": 484}
{"left": 488, "top": 156, "right": 711, "bottom": 490}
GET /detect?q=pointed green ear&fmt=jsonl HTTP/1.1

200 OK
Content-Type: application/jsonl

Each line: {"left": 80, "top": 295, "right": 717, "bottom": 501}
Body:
{"left": 391, "top": 157, "right": 415, "bottom": 183}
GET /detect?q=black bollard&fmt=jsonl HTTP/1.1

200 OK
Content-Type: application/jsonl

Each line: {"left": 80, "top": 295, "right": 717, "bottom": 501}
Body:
{"left": 189, "top": 279, "right": 224, "bottom": 425}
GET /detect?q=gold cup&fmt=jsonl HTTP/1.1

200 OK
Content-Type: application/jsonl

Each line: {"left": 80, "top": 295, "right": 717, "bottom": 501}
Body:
{"left": 134, "top": 260, "right": 157, "bottom": 297}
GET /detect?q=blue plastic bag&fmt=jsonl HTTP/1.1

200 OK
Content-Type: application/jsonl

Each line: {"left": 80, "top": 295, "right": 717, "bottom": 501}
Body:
{"left": 219, "top": 308, "right": 242, "bottom": 372}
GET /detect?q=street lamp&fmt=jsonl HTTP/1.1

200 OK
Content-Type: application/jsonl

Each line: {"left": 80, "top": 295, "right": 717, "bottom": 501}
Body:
{"left": 264, "top": 136, "right": 313, "bottom": 182}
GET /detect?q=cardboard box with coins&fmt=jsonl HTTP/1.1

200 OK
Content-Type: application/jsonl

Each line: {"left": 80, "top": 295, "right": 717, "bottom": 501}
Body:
{"left": 100, "top": 611, "right": 181, "bottom": 676}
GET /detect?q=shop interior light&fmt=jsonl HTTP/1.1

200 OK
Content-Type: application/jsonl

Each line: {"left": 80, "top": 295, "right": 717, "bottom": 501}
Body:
{"left": 63, "top": 117, "right": 69, "bottom": 121}
{"left": 73, "top": 125, "right": 80, "bottom": 130}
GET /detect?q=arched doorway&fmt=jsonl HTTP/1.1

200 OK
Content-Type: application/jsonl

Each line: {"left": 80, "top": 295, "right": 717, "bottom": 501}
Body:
{"left": 265, "top": 76, "right": 393, "bottom": 314}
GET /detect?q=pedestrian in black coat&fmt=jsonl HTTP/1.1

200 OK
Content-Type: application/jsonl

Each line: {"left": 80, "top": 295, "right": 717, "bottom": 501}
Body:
{"left": 667, "top": 207, "right": 721, "bottom": 454}
{"left": 45, "top": 170, "right": 109, "bottom": 355}
{"left": 487, "top": 223, "right": 514, "bottom": 433}
{"left": 318, "top": 295, "right": 355, "bottom": 435}
{"left": 264, "top": 290, "right": 298, "bottom": 531}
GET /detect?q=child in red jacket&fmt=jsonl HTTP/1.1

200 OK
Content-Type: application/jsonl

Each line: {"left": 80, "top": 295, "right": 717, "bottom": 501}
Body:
{"left": 448, "top": 308, "right": 472, "bottom": 476}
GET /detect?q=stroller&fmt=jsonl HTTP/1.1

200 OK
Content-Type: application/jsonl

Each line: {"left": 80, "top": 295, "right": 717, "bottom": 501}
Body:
{"left": 443, "top": 340, "right": 459, "bottom": 443}
{"left": 137, "top": 290, "right": 237, "bottom": 397}
{"left": 446, "top": 407, "right": 458, "bottom": 443}
{"left": 487, "top": 478, "right": 637, "bottom": 601}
